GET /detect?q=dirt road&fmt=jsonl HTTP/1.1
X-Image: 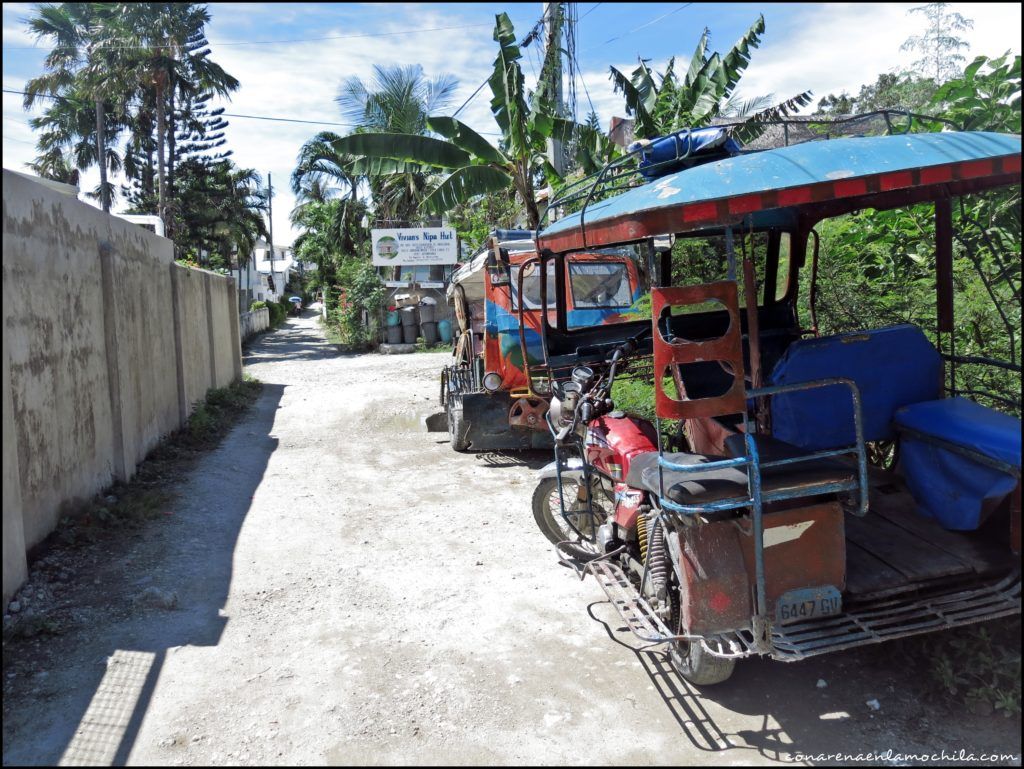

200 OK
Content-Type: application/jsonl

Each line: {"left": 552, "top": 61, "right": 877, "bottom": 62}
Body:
{"left": 3, "top": 312, "right": 1020, "bottom": 765}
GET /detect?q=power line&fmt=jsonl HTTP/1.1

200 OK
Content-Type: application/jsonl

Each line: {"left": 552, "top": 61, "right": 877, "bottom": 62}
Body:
{"left": 593, "top": 3, "right": 693, "bottom": 49}
{"left": 580, "top": 3, "right": 602, "bottom": 21}
{"left": 5, "top": 23, "right": 493, "bottom": 51}
{"left": 2, "top": 88, "right": 504, "bottom": 136}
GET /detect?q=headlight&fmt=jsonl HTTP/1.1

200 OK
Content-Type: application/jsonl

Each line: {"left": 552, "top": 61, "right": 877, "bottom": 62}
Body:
{"left": 482, "top": 371, "right": 503, "bottom": 392}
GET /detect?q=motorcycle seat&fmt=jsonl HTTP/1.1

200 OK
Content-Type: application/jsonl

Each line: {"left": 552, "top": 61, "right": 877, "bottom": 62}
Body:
{"left": 626, "top": 434, "right": 854, "bottom": 509}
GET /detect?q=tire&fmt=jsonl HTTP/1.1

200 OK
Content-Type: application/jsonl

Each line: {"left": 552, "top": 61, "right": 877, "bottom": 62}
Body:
{"left": 448, "top": 395, "right": 470, "bottom": 451}
{"left": 669, "top": 640, "right": 736, "bottom": 686}
{"left": 531, "top": 477, "right": 605, "bottom": 560}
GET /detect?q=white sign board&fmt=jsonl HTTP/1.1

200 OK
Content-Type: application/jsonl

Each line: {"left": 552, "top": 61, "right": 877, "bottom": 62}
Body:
{"left": 371, "top": 227, "right": 457, "bottom": 266}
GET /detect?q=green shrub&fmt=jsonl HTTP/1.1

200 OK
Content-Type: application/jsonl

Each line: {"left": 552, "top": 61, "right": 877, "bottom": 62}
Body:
{"left": 249, "top": 300, "right": 267, "bottom": 311}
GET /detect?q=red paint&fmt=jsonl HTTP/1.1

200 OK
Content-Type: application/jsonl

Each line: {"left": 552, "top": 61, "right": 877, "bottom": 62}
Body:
{"left": 921, "top": 165, "right": 953, "bottom": 184}
{"left": 833, "top": 178, "right": 868, "bottom": 197}
{"left": 777, "top": 186, "right": 814, "bottom": 207}
{"left": 709, "top": 591, "right": 732, "bottom": 613}
{"left": 880, "top": 170, "right": 914, "bottom": 191}
{"left": 587, "top": 414, "right": 658, "bottom": 481}
{"left": 960, "top": 159, "right": 993, "bottom": 179}
{"left": 728, "top": 194, "right": 762, "bottom": 215}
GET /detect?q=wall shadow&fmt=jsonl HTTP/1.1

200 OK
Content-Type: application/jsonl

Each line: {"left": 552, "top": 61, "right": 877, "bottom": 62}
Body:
{"left": 1, "top": 383, "right": 285, "bottom": 766}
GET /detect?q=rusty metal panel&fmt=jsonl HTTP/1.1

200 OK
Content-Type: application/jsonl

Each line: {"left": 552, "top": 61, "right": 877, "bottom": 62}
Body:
{"left": 651, "top": 282, "right": 747, "bottom": 420}
{"left": 737, "top": 502, "right": 847, "bottom": 602}
{"left": 676, "top": 523, "right": 752, "bottom": 636}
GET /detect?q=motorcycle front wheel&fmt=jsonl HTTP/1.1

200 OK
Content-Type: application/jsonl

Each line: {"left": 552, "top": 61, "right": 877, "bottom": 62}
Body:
{"left": 531, "top": 476, "right": 609, "bottom": 561}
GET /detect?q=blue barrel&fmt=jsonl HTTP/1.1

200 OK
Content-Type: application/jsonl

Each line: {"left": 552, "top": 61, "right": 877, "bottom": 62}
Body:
{"left": 438, "top": 319, "right": 453, "bottom": 344}
{"left": 386, "top": 310, "right": 401, "bottom": 327}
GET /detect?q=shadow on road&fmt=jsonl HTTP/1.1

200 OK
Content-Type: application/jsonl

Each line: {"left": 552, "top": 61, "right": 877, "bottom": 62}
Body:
{"left": 1, "top": 383, "right": 284, "bottom": 767}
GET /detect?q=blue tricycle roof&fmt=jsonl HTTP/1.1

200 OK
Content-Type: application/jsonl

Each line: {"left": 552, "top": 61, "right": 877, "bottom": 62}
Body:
{"left": 538, "top": 131, "right": 1021, "bottom": 251}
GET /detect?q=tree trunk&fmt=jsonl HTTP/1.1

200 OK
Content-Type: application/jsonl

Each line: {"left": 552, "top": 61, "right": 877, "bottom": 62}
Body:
{"left": 167, "top": 78, "right": 176, "bottom": 204}
{"left": 155, "top": 78, "right": 168, "bottom": 229}
{"left": 95, "top": 98, "right": 109, "bottom": 213}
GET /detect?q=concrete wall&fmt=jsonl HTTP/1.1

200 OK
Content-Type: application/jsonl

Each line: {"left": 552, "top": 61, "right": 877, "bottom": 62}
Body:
{"left": 240, "top": 308, "right": 270, "bottom": 341}
{"left": 2, "top": 170, "right": 242, "bottom": 604}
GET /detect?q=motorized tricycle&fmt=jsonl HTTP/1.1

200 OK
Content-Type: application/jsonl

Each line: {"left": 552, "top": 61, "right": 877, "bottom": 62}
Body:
{"left": 528, "top": 117, "right": 1021, "bottom": 685}
{"left": 441, "top": 229, "right": 646, "bottom": 451}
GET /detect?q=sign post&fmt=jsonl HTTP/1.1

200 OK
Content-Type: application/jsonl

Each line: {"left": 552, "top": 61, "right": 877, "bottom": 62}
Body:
{"left": 371, "top": 227, "right": 458, "bottom": 267}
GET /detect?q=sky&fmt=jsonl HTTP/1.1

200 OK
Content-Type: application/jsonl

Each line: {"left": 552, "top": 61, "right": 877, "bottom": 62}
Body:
{"left": 3, "top": 2, "right": 1021, "bottom": 247}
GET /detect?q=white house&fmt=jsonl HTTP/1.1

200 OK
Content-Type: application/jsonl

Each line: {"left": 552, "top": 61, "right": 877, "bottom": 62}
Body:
{"left": 247, "top": 239, "right": 295, "bottom": 302}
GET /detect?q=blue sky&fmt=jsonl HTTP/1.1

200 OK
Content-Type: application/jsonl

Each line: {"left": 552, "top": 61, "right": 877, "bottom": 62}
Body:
{"left": 3, "top": 2, "right": 1021, "bottom": 245}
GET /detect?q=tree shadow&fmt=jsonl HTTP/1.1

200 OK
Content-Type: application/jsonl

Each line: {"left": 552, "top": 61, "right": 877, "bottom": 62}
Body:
{"left": 1, "top": 383, "right": 284, "bottom": 766}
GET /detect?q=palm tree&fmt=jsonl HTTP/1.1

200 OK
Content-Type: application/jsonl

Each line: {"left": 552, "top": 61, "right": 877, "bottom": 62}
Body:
{"left": 24, "top": 3, "right": 130, "bottom": 212}
{"left": 609, "top": 17, "right": 812, "bottom": 141}
{"left": 335, "top": 64, "right": 458, "bottom": 226}
{"left": 328, "top": 13, "right": 602, "bottom": 229}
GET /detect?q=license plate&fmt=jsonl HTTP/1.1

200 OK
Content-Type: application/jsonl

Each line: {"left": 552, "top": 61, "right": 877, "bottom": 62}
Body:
{"left": 775, "top": 586, "right": 842, "bottom": 624}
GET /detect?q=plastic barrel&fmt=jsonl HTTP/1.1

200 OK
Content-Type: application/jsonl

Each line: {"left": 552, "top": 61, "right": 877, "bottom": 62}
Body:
{"left": 421, "top": 321, "right": 439, "bottom": 346}
{"left": 402, "top": 324, "right": 418, "bottom": 344}
{"left": 437, "top": 319, "right": 453, "bottom": 344}
{"left": 418, "top": 302, "right": 435, "bottom": 323}
{"left": 386, "top": 325, "right": 403, "bottom": 344}
{"left": 386, "top": 310, "right": 401, "bottom": 327}
{"left": 401, "top": 307, "right": 418, "bottom": 327}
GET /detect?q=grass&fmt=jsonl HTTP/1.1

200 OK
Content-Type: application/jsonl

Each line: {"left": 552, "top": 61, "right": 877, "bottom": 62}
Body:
{"left": 892, "top": 619, "right": 1021, "bottom": 717}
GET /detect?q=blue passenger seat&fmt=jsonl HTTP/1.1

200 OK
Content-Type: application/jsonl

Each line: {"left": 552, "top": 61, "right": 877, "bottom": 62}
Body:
{"left": 894, "top": 397, "right": 1021, "bottom": 530}
{"left": 768, "top": 324, "right": 943, "bottom": 451}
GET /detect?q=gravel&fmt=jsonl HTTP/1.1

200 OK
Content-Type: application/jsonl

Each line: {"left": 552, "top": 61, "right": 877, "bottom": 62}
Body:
{"left": 3, "top": 312, "right": 1020, "bottom": 766}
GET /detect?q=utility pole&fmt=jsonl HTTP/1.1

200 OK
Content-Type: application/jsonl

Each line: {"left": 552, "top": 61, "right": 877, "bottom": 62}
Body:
{"left": 543, "top": 2, "right": 565, "bottom": 176}
{"left": 267, "top": 172, "right": 276, "bottom": 298}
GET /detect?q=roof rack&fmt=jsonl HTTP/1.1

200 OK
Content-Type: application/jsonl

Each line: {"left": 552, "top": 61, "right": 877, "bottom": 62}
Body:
{"left": 542, "top": 110, "right": 961, "bottom": 233}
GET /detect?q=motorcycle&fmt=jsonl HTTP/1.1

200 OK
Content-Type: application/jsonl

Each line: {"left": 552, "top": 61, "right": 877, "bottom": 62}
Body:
{"left": 531, "top": 330, "right": 736, "bottom": 685}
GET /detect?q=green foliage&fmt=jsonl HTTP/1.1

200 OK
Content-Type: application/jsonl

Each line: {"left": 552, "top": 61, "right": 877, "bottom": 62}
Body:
{"left": 249, "top": 300, "right": 267, "bottom": 311}
{"left": 445, "top": 188, "right": 523, "bottom": 252}
{"left": 335, "top": 259, "right": 385, "bottom": 346}
{"left": 901, "top": 2, "right": 975, "bottom": 83}
{"left": 893, "top": 619, "right": 1021, "bottom": 716}
{"left": 608, "top": 16, "right": 811, "bottom": 142}
{"left": 810, "top": 54, "right": 1021, "bottom": 409}
{"left": 266, "top": 300, "right": 287, "bottom": 327}
{"left": 934, "top": 53, "right": 1022, "bottom": 132}
{"left": 326, "top": 10, "right": 602, "bottom": 228}
{"left": 816, "top": 71, "right": 938, "bottom": 116}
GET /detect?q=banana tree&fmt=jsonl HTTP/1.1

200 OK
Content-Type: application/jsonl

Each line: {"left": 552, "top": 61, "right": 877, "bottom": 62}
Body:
{"left": 329, "top": 13, "right": 597, "bottom": 229}
{"left": 609, "top": 16, "right": 812, "bottom": 142}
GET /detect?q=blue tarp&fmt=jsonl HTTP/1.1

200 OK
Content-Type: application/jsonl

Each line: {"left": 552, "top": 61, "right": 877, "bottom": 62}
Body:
{"left": 630, "top": 127, "right": 742, "bottom": 180}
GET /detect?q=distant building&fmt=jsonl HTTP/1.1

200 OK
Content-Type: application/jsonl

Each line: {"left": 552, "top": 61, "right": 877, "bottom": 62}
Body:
{"left": 608, "top": 116, "right": 635, "bottom": 148}
{"left": 248, "top": 239, "right": 295, "bottom": 302}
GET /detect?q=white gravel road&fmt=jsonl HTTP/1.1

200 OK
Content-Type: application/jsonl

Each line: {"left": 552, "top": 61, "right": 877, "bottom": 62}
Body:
{"left": 2, "top": 311, "right": 1020, "bottom": 766}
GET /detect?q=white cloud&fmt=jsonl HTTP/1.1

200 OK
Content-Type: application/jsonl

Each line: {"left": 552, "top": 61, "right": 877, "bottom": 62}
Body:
{"left": 735, "top": 3, "right": 1022, "bottom": 106}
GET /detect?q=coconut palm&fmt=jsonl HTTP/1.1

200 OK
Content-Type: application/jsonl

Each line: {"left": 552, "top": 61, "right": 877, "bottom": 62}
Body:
{"left": 328, "top": 13, "right": 604, "bottom": 229}
{"left": 23, "top": 2, "right": 132, "bottom": 211}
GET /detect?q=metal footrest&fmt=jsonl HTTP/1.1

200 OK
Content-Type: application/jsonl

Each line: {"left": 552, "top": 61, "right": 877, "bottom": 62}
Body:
{"left": 589, "top": 560, "right": 678, "bottom": 645}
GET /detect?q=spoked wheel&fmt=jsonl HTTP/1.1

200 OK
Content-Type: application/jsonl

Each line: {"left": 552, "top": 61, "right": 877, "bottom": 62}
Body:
{"left": 447, "top": 394, "right": 469, "bottom": 451}
{"left": 531, "top": 476, "right": 610, "bottom": 560}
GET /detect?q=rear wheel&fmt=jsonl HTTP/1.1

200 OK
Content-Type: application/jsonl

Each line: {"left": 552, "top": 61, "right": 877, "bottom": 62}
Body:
{"left": 669, "top": 640, "right": 736, "bottom": 686}
{"left": 531, "top": 476, "right": 608, "bottom": 560}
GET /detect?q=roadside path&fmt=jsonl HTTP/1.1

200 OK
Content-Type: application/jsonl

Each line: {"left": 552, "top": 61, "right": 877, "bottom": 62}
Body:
{"left": 2, "top": 312, "right": 1019, "bottom": 765}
